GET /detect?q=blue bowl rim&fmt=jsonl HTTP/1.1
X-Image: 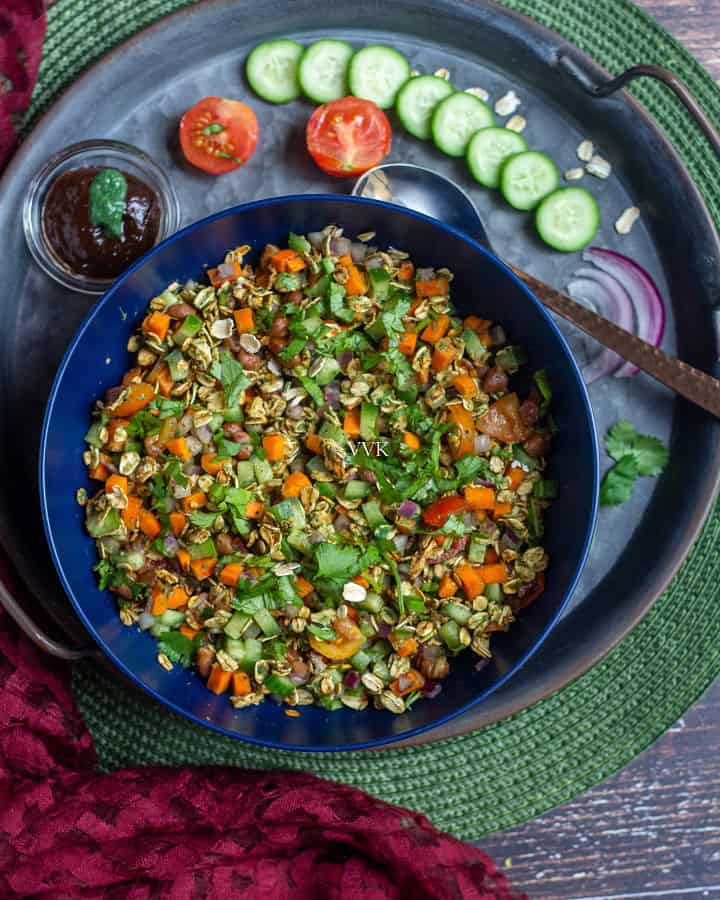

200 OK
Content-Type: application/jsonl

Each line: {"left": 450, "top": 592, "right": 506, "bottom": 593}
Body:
{"left": 39, "top": 193, "right": 600, "bottom": 752}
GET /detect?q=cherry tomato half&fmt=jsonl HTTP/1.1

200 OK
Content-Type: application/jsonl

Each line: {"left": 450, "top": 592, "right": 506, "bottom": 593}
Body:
{"left": 422, "top": 495, "right": 467, "bottom": 528}
{"left": 306, "top": 97, "right": 391, "bottom": 177}
{"left": 179, "top": 97, "right": 259, "bottom": 175}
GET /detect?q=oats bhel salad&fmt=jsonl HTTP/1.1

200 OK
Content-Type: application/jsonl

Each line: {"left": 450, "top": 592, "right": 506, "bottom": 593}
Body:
{"left": 79, "top": 227, "right": 556, "bottom": 714}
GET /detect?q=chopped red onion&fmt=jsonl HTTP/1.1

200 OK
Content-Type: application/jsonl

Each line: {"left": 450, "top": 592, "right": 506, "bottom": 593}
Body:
{"left": 287, "top": 404, "right": 305, "bottom": 420}
{"left": 427, "top": 536, "right": 468, "bottom": 565}
{"left": 137, "top": 612, "right": 155, "bottom": 631}
{"left": 377, "top": 622, "right": 392, "bottom": 638}
{"left": 350, "top": 242, "right": 368, "bottom": 263}
{"left": 421, "top": 680, "right": 442, "bottom": 698}
{"left": 178, "top": 413, "right": 194, "bottom": 436}
{"left": 416, "top": 267, "right": 435, "bottom": 281}
{"left": 163, "top": 533, "right": 180, "bottom": 555}
{"left": 338, "top": 351, "right": 354, "bottom": 369}
{"left": 172, "top": 481, "right": 192, "bottom": 499}
{"left": 365, "top": 257, "right": 384, "bottom": 269}
{"left": 308, "top": 231, "right": 324, "bottom": 249}
{"left": 567, "top": 270, "right": 633, "bottom": 383}
{"left": 335, "top": 514, "right": 350, "bottom": 532}
{"left": 361, "top": 470, "right": 377, "bottom": 485}
{"left": 192, "top": 425, "right": 212, "bottom": 446}
{"left": 343, "top": 670, "right": 361, "bottom": 690}
{"left": 330, "top": 236, "right": 353, "bottom": 256}
{"left": 323, "top": 383, "right": 341, "bottom": 409}
{"left": 398, "top": 499, "right": 420, "bottom": 519}
{"left": 308, "top": 531, "right": 325, "bottom": 544}
{"left": 475, "top": 433, "right": 491, "bottom": 453}
{"left": 186, "top": 434, "right": 204, "bottom": 456}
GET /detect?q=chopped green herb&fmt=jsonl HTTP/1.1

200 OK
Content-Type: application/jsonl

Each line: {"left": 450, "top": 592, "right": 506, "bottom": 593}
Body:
{"left": 88, "top": 168, "right": 127, "bottom": 239}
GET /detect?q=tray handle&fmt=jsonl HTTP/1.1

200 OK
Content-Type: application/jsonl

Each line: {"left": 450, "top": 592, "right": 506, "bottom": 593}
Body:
{"left": 0, "top": 572, "right": 97, "bottom": 661}
{"left": 557, "top": 55, "right": 720, "bottom": 158}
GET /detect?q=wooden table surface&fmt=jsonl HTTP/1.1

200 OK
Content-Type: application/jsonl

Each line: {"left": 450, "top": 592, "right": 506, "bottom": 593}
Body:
{"left": 479, "top": 8, "right": 720, "bottom": 898}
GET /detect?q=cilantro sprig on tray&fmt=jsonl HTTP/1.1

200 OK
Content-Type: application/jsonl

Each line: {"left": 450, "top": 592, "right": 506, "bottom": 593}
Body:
{"left": 600, "top": 420, "right": 669, "bottom": 506}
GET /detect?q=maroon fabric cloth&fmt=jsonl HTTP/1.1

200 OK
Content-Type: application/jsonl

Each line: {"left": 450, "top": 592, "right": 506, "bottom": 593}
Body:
{"left": 0, "top": 7, "right": 527, "bottom": 897}
{"left": 0, "top": 0, "right": 46, "bottom": 167}
{"left": 0, "top": 555, "right": 526, "bottom": 899}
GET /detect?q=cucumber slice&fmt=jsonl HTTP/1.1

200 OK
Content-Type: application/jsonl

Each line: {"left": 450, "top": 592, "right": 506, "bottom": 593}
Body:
{"left": 348, "top": 45, "right": 411, "bottom": 109}
{"left": 466, "top": 126, "right": 528, "bottom": 189}
{"left": 431, "top": 92, "right": 494, "bottom": 157}
{"left": 535, "top": 187, "right": 600, "bottom": 252}
{"left": 395, "top": 75, "right": 454, "bottom": 140}
{"left": 298, "top": 39, "right": 354, "bottom": 103}
{"left": 246, "top": 39, "right": 303, "bottom": 104}
{"left": 500, "top": 150, "right": 559, "bottom": 211}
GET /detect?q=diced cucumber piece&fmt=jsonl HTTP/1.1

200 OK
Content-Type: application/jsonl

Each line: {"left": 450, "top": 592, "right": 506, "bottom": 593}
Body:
{"left": 535, "top": 186, "right": 600, "bottom": 252}
{"left": 306, "top": 457, "right": 331, "bottom": 479}
{"left": 314, "top": 357, "right": 340, "bottom": 386}
{"left": 466, "top": 126, "right": 528, "bottom": 189}
{"left": 348, "top": 45, "right": 410, "bottom": 109}
{"left": 188, "top": 537, "right": 217, "bottom": 560}
{"left": 372, "top": 659, "right": 392, "bottom": 682}
{"left": 224, "top": 611, "right": 250, "bottom": 640}
{"left": 439, "top": 619, "right": 463, "bottom": 651}
{"left": 365, "top": 315, "right": 387, "bottom": 342}
{"left": 86, "top": 507, "right": 121, "bottom": 538}
{"left": 485, "top": 583, "right": 503, "bottom": 604}
{"left": 173, "top": 314, "right": 202, "bottom": 345}
{"left": 246, "top": 38, "right": 303, "bottom": 104}
{"left": 158, "top": 610, "right": 186, "bottom": 627}
{"left": 224, "top": 637, "right": 247, "bottom": 662}
{"left": 236, "top": 460, "right": 255, "bottom": 486}
{"left": 253, "top": 608, "right": 281, "bottom": 637}
{"left": 396, "top": 74, "right": 454, "bottom": 140}
{"left": 441, "top": 601, "right": 472, "bottom": 625}
{"left": 239, "top": 637, "right": 263, "bottom": 673}
{"left": 264, "top": 673, "right": 295, "bottom": 697}
{"left": 500, "top": 151, "right": 559, "bottom": 211}
{"left": 362, "top": 500, "right": 387, "bottom": 529}
{"left": 252, "top": 456, "right": 274, "bottom": 483}
{"left": 275, "top": 272, "right": 305, "bottom": 292}
{"left": 304, "top": 273, "right": 330, "bottom": 298}
{"left": 343, "top": 480, "right": 372, "bottom": 500}
{"left": 317, "top": 482, "right": 337, "bottom": 499}
{"left": 287, "top": 528, "right": 310, "bottom": 553}
{"left": 271, "top": 497, "right": 306, "bottom": 529}
{"left": 360, "top": 402, "right": 379, "bottom": 441}
{"left": 468, "top": 534, "right": 491, "bottom": 563}
{"left": 298, "top": 39, "right": 354, "bottom": 103}
{"left": 350, "top": 649, "right": 372, "bottom": 671}
{"left": 287, "top": 232, "right": 311, "bottom": 254}
{"left": 366, "top": 639, "right": 392, "bottom": 660}
{"left": 431, "top": 92, "right": 494, "bottom": 157}
{"left": 150, "top": 622, "right": 170, "bottom": 638}
{"left": 495, "top": 345, "right": 527, "bottom": 373}
{"left": 84, "top": 421, "right": 105, "bottom": 448}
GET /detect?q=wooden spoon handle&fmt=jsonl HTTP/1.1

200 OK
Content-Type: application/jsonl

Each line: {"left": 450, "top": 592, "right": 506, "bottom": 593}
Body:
{"left": 509, "top": 264, "right": 720, "bottom": 419}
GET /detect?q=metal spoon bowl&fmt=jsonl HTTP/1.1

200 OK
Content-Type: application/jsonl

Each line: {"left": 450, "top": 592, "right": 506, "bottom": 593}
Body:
{"left": 353, "top": 162, "right": 720, "bottom": 419}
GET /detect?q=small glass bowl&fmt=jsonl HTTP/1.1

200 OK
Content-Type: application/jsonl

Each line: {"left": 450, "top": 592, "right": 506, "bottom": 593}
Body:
{"left": 23, "top": 140, "right": 181, "bottom": 295}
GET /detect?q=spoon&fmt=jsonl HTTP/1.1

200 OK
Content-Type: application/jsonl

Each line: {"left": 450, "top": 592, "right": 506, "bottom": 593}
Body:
{"left": 352, "top": 163, "right": 720, "bottom": 419}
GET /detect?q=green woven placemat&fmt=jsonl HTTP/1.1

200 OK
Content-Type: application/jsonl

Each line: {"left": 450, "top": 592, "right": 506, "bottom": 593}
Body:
{"left": 30, "top": 0, "right": 720, "bottom": 841}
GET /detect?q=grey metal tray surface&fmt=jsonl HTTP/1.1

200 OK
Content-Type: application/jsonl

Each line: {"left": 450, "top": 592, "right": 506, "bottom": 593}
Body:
{"left": 0, "top": 0, "right": 718, "bottom": 746}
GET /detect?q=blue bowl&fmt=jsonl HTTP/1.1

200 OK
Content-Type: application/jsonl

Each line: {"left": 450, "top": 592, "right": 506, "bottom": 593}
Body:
{"left": 40, "top": 195, "right": 599, "bottom": 751}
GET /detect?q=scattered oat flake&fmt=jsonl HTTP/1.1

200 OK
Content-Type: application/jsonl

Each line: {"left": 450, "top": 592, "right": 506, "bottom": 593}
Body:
{"left": 505, "top": 114, "right": 526, "bottom": 133}
{"left": 564, "top": 167, "right": 585, "bottom": 181}
{"left": 433, "top": 67, "right": 450, "bottom": 80}
{"left": 494, "top": 90, "right": 521, "bottom": 117}
{"left": 285, "top": 709, "right": 301, "bottom": 718}
{"left": 577, "top": 139, "right": 594, "bottom": 162}
{"left": 586, "top": 155, "right": 612, "bottom": 179}
{"left": 615, "top": 206, "right": 641, "bottom": 235}
{"left": 465, "top": 86, "right": 489, "bottom": 101}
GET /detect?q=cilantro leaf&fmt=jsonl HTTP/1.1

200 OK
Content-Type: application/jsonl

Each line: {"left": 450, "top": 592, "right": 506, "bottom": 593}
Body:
{"left": 126, "top": 410, "right": 161, "bottom": 438}
{"left": 600, "top": 455, "right": 639, "bottom": 506}
{"left": 157, "top": 631, "right": 200, "bottom": 667}
{"left": 328, "top": 282, "right": 354, "bottom": 323}
{"left": 151, "top": 397, "right": 186, "bottom": 419}
{"left": 314, "top": 543, "right": 360, "bottom": 580}
{"left": 213, "top": 436, "right": 242, "bottom": 458}
{"left": 605, "top": 421, "right": 669, "bottom": 476}
{"left": 211, "top": 351, "right": 250, "bottom": 408}
{"left": 188, "top": 510, "right": 219, "bottom": 528}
